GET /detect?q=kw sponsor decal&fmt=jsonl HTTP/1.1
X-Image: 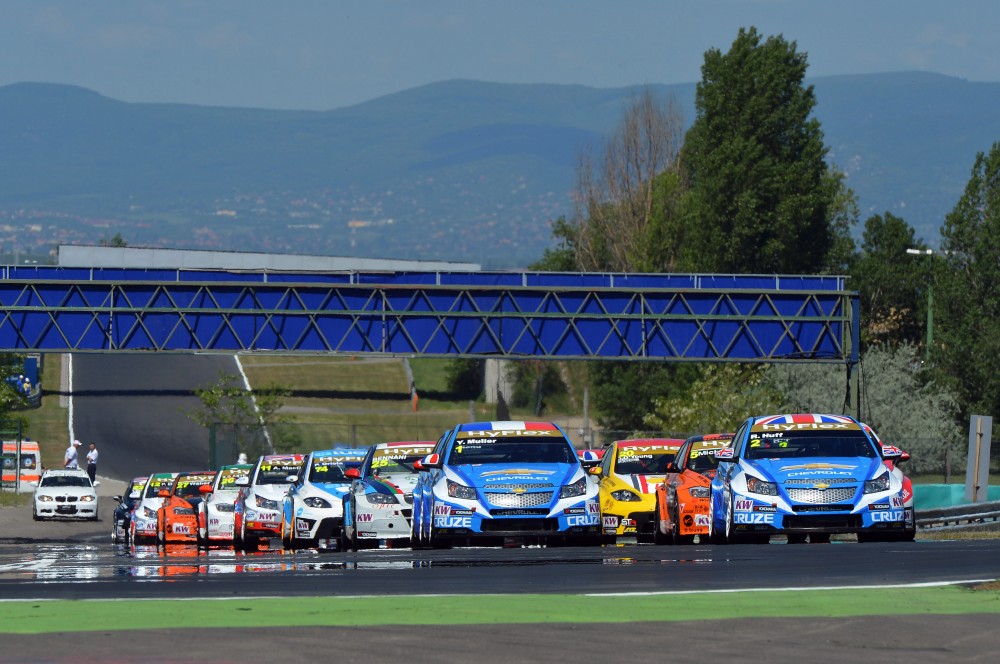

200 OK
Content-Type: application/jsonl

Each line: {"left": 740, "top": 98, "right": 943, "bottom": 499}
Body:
{"left": 733, "top": 512, "right": 774, "bottom": 524}
{"left": 356, "top": 513, "right": 374, "bottom": 523}
{"left": 734, "top": 499, "right": 755, "bottom": 512}
{"left": 435, "top": 516, "right": 473, "bottom": 528}
{"left": 694, "top": 514, "right": 710, "bottom": 526}
{"left": 566, "top": 515, "right": 599, "bottom": 526}
{"left": 871, "top": 510, "right": 904, "bottom": 522}
{"left": 434, "top": 504, "right": 452, "bottom": 516}
{"left": 587, "top": 501, "right": 600, "bottom": 514}
{"left": 602, "top": 516, "right": 619, "bottom": 527}
{"left": 891, "top": 495, "right": 905, "bottom": 507}
{"left": 295, "top": 520, "right": 311, "bottom": 534}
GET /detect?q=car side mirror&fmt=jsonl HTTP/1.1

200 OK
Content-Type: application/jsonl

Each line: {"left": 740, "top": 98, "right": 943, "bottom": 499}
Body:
{"left": 880, "top": 444, "right": 905, "bottom": 461}
{"left": 234, "top": 476, "right": 249, "bottom": 486}
{"left": 665, "top": 461, "right": 677, "bottom": 472}
{"left": 158, "top": 489, "right": 170, "bottom": 498}
{"left": 713, "top": 448, "right": 736, "bottom": 461}
{"left": 345, "top": 467, "right": 361, "bottom": 479}
{"left": 285, "top": 475, "right": 298, "bottom": 483}
{"left": 113, "top": 495, "right": 123, "bottom": 503}
{"left": 29, "top": 481, "right": 38, "bottom": 488}
{"left": 421, "top": 453, "right": 443, "bottom": 469}
{"left": 199, "top": 484, "right": 213, "bottom": 494}
{"left": 588, "top": 466, "right": 602, "bottom": 476}
{"left": 578, "top": 449, "right": 601, "bottom": 467}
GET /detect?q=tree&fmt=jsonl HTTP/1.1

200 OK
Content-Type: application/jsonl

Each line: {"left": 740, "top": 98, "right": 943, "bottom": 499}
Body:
{"left": 100, "top": 233, "right": 127, "bottom": 247}
{"left": 589, "top": 361, "right": 700, "bottom": 440}
{"left": 186, "top": 372, "right": 291, "bottom": 459}
{"left": 851, "top": 212, "right": 927, "bottom": 347}
{"left": 936, "top": 141, "right": 1000, "bottom": 421}
{"left": 681, "top": 27, "right": 839, "bottom": 274}
{"left": 567, "top": 87, "right": 688, "bottom": 272}
{"left": 768, "top": 344, "right": 960, "bottom": 474}
{"left": 644, "top": 364, "right": 781, "bottom": 435}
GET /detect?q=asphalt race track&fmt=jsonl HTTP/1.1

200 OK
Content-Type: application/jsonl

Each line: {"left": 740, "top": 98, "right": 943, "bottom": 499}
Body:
{"left": 70, "top": 353, "right": 238, "bottom": 478}
{"left": 1, "top": 537, "right": 998, "bottom": 600}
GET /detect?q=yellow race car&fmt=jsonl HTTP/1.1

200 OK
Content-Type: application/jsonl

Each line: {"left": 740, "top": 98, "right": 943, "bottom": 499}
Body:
{"left": 597, "top": 438, "right": 684, "bottom": 543}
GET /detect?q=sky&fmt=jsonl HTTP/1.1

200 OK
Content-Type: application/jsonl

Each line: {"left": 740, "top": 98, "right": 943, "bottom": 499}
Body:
{"left": 2, "top": 0, "right": 999, "bottom": 111}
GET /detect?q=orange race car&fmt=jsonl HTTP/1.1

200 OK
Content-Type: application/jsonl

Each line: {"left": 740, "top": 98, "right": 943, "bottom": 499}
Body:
{"left": 157, "top": 470, "right": 217, "bottom": 544}
{"left": 654, "top": 433, "right": 733, "bottom": 544}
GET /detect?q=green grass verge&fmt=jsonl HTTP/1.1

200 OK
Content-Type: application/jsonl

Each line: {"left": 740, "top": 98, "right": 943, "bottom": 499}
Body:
{"left": 2, "top": 585, "right": 999, "bottom": 634}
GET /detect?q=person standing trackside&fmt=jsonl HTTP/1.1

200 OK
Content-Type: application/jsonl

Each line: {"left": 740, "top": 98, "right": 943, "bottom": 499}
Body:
{"left": 86, "top": 443, "right": 99, "bottom": 483}
{"left": 64, "top": 439, "right": 81, "bottom": 469}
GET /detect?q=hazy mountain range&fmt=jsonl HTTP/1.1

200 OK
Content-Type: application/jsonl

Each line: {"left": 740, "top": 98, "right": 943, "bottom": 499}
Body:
{"left": 1, "top": 72, "right": 998, "bottom": 268}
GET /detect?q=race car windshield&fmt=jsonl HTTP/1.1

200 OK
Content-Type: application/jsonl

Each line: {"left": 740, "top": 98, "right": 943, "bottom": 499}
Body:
{"left": 744, "top": 431, "right": 877, "bottom": 460}
{"left": 447, "top": 438, "right": 577, "bottom": 465}
{"left": 257, "top": 465, "right": 301, "bottom": 484}
{"left": 687, "top": 448, "right": 723, "bottom": 473}
{"left": 309, "top": 461, "right": 353, "bottom": 483}
{"left": 40, "top": 475, "right": 91, "bottom": 488}
{"left": 145, "top": 480, "right": 173, "bottom": 497}
{"left": 614, "top": 451, "right": 675, "bottom": 475}
{"left": 174, "top": 479, "right": 212, "bottom": 498}
{"left": 369, "top": 453, "right": 424, "bottom": 475}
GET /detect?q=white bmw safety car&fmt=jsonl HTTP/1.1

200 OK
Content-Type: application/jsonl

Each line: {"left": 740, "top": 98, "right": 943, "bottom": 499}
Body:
{"left": 31, "top": 468, "right": 99, "bottom": 521}
{"left": 281, "top": 447, "right": 367, "bottom": 550}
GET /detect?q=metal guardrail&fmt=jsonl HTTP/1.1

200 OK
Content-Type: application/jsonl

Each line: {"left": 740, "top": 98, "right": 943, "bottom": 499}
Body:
{"left": 916, "top": 500, "right": 1000, "bottom": 532}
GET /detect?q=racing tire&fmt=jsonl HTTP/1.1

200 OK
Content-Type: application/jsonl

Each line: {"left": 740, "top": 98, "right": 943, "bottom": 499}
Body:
{"left": 281, "top": 519, "right": 293, "bottom": 550}
{"left": 32, "top": 507, "right": 40, "bottom": 522}
{"left": 428, "top": 520, "right": 452, "bottom": 550}
{"left": 652, "top": 503, "right": 672, "bottom": 545}
{"left": 671, "top": 513, "right": 694, "bottom": 545}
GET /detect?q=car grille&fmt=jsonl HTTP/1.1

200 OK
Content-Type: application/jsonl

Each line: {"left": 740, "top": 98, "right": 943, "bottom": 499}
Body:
{"left": 487, "top": 483, "right": 554, "bottom": 489}
{"left": 55, "top": 496, "right": 79, "bottom": 502}
{"left": 786, "top": 487, "right": 856, "bottom": 503}
{"left": 784, "top": 514, "right": 863, "bottom": 529}
{"left": 485, "top": 491, "right": 553, "bottom": 508}
{"left": 481, "top": 518, "right": 559, "bottom": 533}
{"left": 491, "top": 508, "right": 549, "bottom": 517}
{"left": 784, "top": 478, "right": 858, "bottom": 485}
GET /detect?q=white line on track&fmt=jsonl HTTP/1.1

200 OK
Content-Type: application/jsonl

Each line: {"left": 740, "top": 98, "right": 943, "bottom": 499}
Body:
{"left": 585, "top": 578, "right": 999, "bottom": 597}
{"left": 0, "top": 579, "right": 995, "bottom": 603}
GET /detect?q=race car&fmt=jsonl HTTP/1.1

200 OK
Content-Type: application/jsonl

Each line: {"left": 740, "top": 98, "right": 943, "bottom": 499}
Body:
{"left": 341, "top": 441, "right": 435, "bottom": 550}
{"left": 156, "top": 471, "right": 216, "bottom": 544}
{"left": 129, "top": 473, "right": 179, "bottom": 544}
{"left": 198, "top": 463, "right": 253, "bottom": 547}
{"left": 237, "top": 453, "right": 306, "bottom": 550}
{"left": 412, "top": 421, "right": 601, "bottom": 548}
{"left": 861, "top": 422, "right": 916, "bottom": 542}
{"left": 597, "top": 438, "right": 684, "bottom": 543}
{"left": 708, "top": 413, "right": 909, "bottom": 544}
{"left": 31, "top": 468, "right": 99, "bottom": 521}
{"left": 281, "top": 447, "right": 367, "bottom": 550}
{"left": 111, "top": 476, "right": 148, "bottom": 542}
{"left": 653, "top": 433, "right": 733, "bottom": 544}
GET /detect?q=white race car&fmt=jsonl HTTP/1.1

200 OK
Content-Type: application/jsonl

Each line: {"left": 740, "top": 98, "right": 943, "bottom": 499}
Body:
{"left": 32, "top": 468, "right": 99, "bottom": 521}
{"left": 237, "top": 453, "right": 306, "bottom": 550}
{"left": 342, "top": 441, "right": 435, "bottom": 549}
{"left": 281, "top": 447, "right": 368, "bottom": 550}
{"left": 129, "top": 472, "right": 178, "bottom": 544}
{"left": 198, "top": 463, "right": 253, "bottom": 547}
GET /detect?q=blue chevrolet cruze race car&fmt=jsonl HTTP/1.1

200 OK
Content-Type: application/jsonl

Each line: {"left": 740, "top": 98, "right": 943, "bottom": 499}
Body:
{"left": 411, "top": 421, "right": 601, "bottom": 548}
{"left": 708, "top": 413, "right": 909, "bottom": 544}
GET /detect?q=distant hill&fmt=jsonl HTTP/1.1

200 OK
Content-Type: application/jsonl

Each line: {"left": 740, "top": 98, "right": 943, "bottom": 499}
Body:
{"left": 1, "top": 73, "right": 997, "bottom": 267}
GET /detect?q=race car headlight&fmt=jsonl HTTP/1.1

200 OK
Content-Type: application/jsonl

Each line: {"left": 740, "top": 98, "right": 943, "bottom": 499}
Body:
{"left": 366, "top": 492, "right": 399, "bottom": 504}
{"left": 214, "top": 503, "right": 235, "bottom": 513}
{"left": 560, "top": 477, "right": 588, "bottom": 499}
{"left": 864, "top": 474, "right": 891, "bottom": 494}
{"left": 610, "top": 489, "right": 642, "bottom": 502}
{"left": 447, "top": 480, "right": 477, "bottom": 500}
{"left": 303, "top": 496, "right": 332, "bottom": 509}
{"left": 254, "top": 495, "right": 280, "bottom": 510}
{"left": 746, "top": 476, "right": 778, "bottom": 496}
{"left": 688, "top": 486, "right": 711, "bottom": 498}
{"left": 37, "top": 495, "right": 54, "bottom": 502}
{"left": 79, "top": 495, "right": 96, "bottom": 502}
{"left": 143, "top": 506, "right": 158, "bottom": 518}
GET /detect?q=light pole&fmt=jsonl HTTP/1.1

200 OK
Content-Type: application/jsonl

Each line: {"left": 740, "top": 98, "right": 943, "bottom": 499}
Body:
{"left": 906, "top": 248, "right": 934, "bottom": 359}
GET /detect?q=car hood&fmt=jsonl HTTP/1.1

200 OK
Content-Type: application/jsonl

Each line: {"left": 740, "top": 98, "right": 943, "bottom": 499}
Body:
{"left": 612, "top": 473, "right": 667, "bottom": 494}
{"left": 450, "top": 463, "right": 580, "bottom": 489}
{"left": 310, "top": 481, "right": 353, "bottom": 499}
{"left": 743, "top": 457, "right": 883, "bottom": 483}
{"left": 363, "top": 473, "right": 418, "bottom": 495}
{"left": 251, "top": 484, "right": 293, "bottom": 501}
{"left": 35, "top": 487, "right": 96, "bottom": 499}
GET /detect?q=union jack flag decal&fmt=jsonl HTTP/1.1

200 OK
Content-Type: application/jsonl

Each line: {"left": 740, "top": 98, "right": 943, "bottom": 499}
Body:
{"left": 755, "top": 414, "right": 855, "bottom": 425}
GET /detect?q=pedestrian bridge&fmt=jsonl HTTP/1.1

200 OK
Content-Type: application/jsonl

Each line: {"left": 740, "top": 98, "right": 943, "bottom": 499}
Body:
{"left": 0, "top": 266, "right": 857, "bottom": 364}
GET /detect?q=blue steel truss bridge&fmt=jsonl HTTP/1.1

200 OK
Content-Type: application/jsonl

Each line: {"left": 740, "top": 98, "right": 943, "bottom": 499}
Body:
{"left": 0, "top": 267, "right": 858, "bottom": 365}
